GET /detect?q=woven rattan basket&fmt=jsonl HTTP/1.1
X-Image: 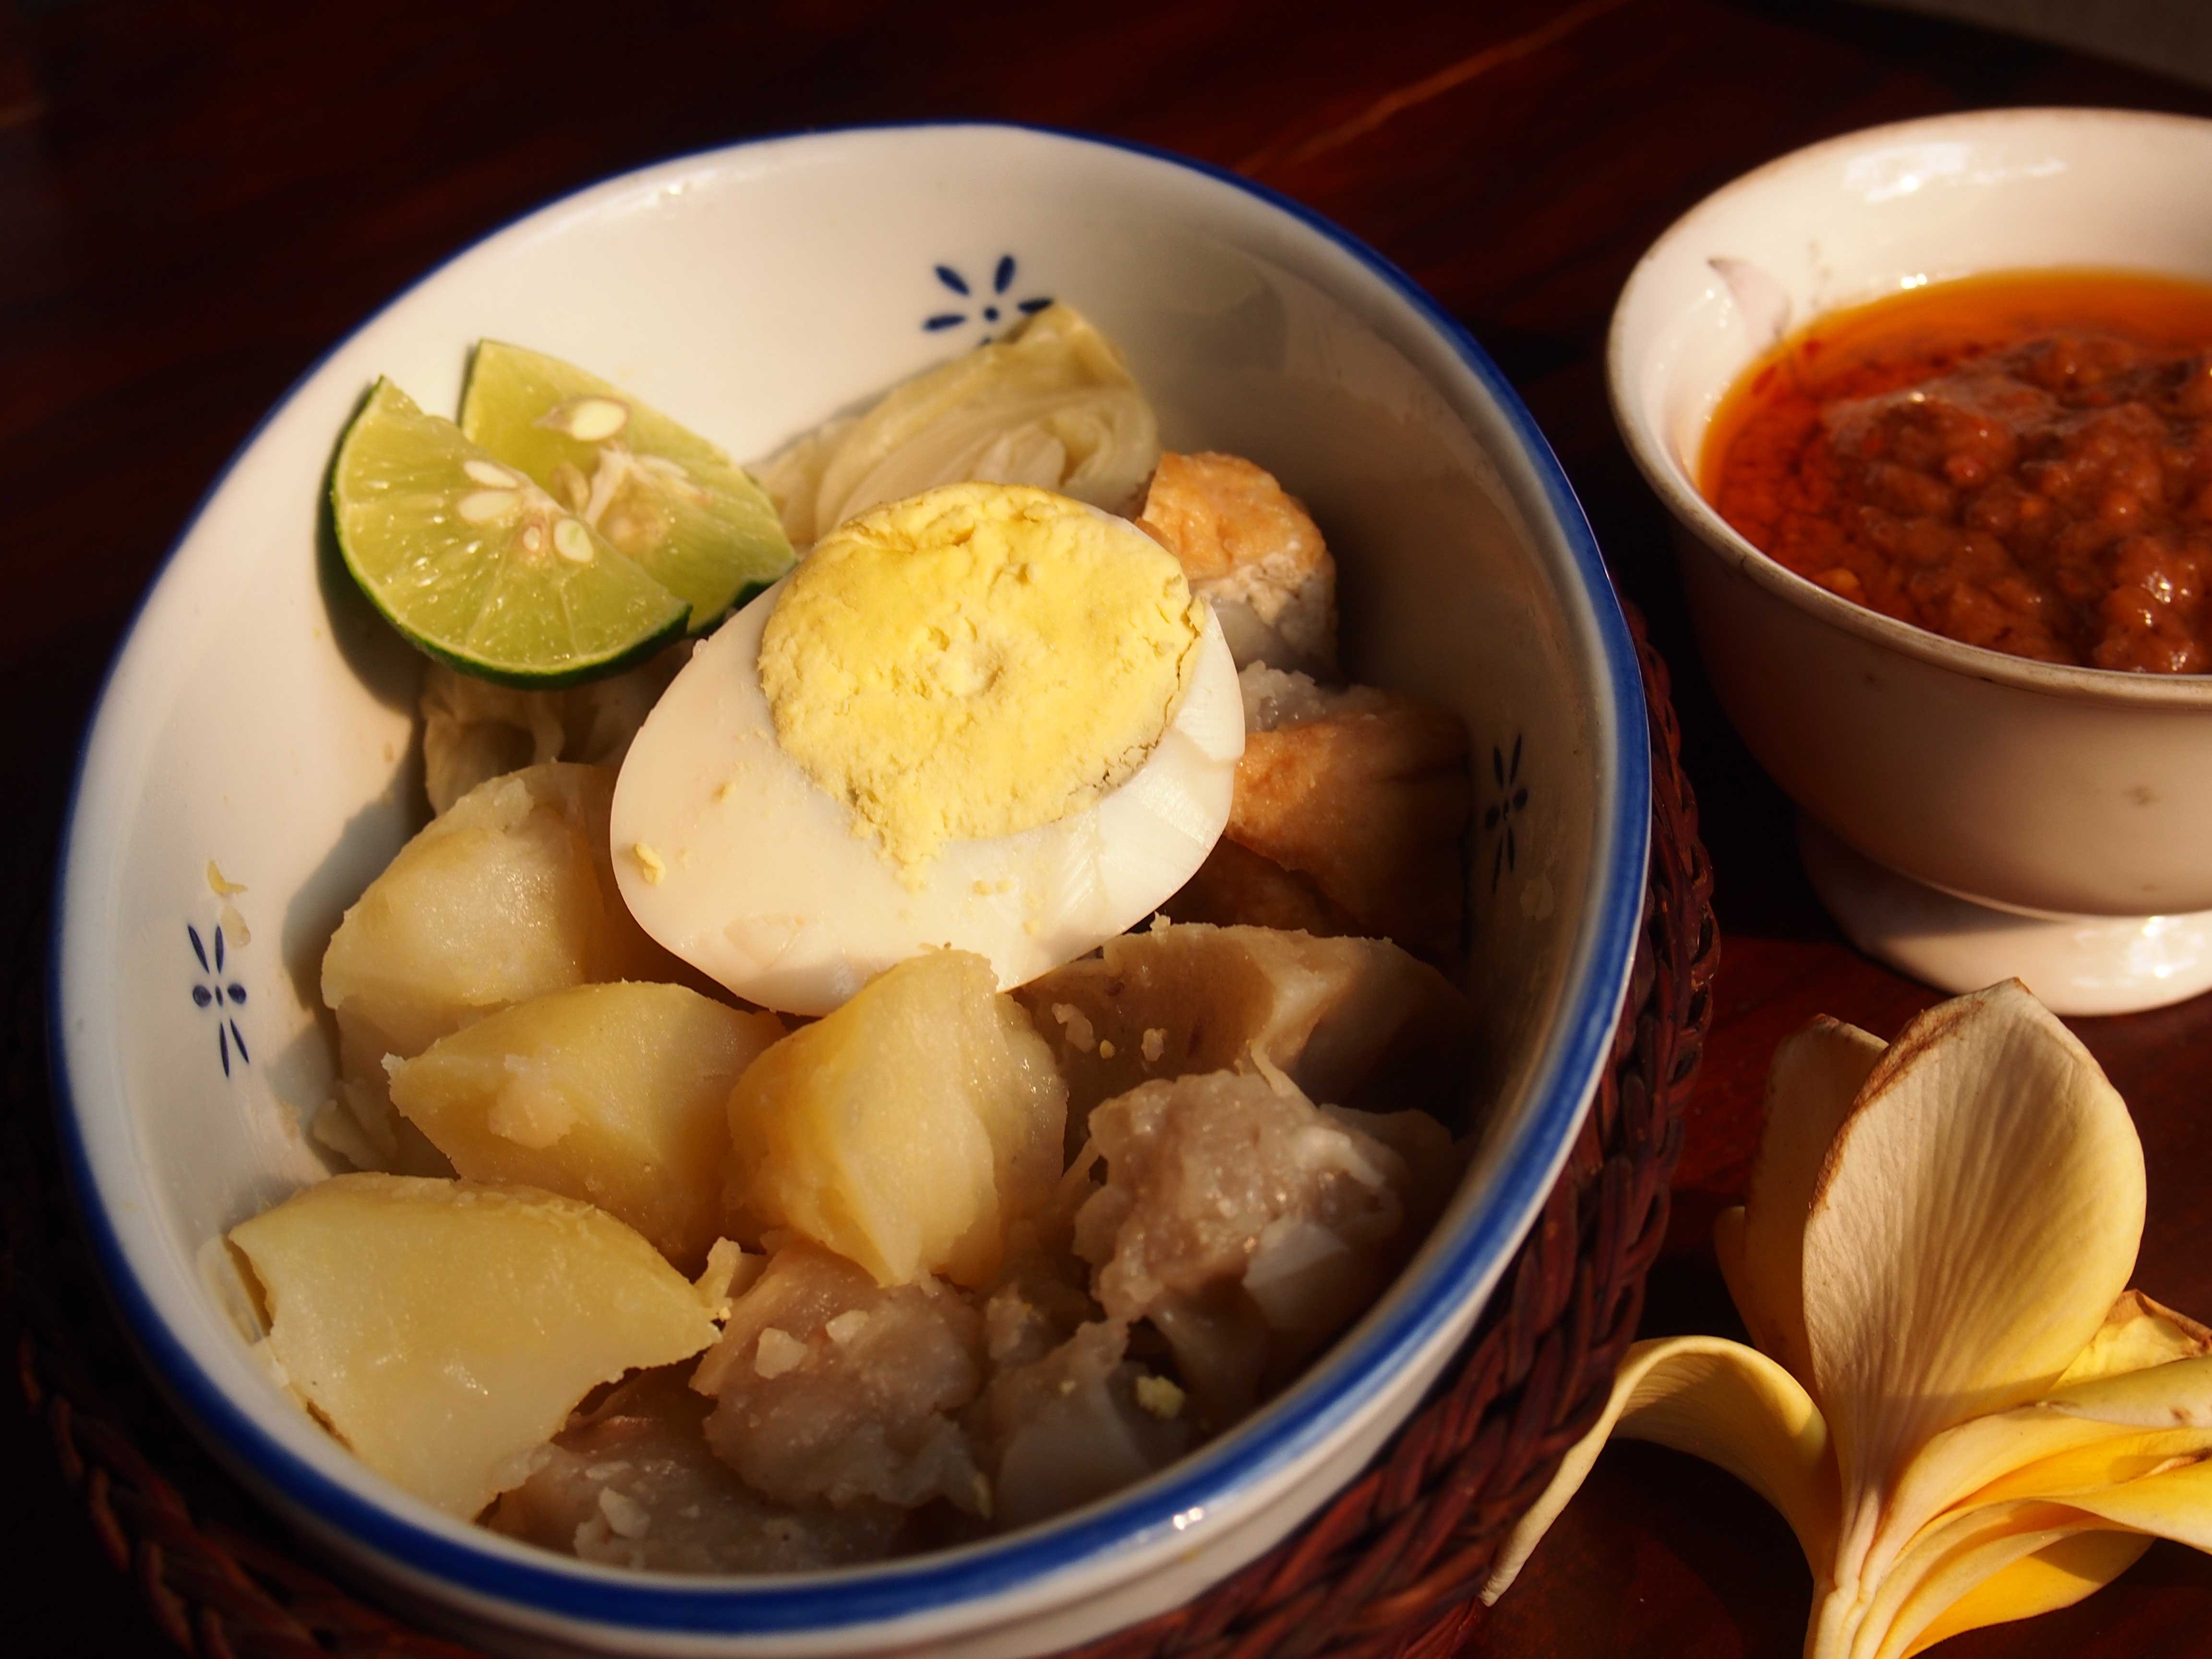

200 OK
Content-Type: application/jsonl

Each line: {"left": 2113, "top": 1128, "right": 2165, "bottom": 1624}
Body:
{"left": 5, "top": 605, "right": 1715, "bottom": 1659}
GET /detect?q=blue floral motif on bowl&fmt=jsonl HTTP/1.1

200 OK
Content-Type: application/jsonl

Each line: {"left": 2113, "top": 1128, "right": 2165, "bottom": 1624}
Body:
{"left": 922, "top": 254, "right": 1052, "bottom": 341}
{"left": 187, "top": 922, "right": 249, "bottom": 1077}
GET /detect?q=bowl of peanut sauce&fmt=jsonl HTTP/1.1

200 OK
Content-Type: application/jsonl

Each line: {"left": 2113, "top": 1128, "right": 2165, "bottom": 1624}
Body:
{"left": 1610, "top": 108, "right": 2212, "bottom": 1014}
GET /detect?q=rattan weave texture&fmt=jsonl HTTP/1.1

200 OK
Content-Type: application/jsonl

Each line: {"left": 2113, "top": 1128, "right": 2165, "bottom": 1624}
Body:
{"left": 5, "top": 605, "right": 1713, "bottom": 1659}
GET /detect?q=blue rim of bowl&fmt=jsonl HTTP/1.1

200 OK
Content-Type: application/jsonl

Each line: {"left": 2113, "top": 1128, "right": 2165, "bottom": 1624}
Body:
{"left": 51, "top": 121, "right": 1650, "bottom": 1637}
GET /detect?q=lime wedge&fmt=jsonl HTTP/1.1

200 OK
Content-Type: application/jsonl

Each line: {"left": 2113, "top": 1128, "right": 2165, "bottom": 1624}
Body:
{"left": 333, "top": 379, "right": 689, "bottom": 687}
{"left": 460, "top": 342, "right": 793, "bottom": 631}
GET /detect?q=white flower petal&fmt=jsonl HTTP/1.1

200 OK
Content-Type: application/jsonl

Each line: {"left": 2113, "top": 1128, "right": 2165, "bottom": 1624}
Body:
{"left": 1735, "top": 1017, "right": 1884, "bottom": 1382}
{"left": 1801, "top": 983, "right": 2144, "bottom": 1597}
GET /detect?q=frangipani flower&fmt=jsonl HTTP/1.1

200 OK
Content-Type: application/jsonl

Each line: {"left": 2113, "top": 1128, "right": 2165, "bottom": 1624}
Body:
{"left": 1481, "top": 981, "right": 2212, "bottom": 1658}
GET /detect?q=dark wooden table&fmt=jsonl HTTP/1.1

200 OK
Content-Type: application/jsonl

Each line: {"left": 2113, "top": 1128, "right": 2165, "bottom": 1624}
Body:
{"left": 6, "top": 0, "right": 2211, "bottom": 1653}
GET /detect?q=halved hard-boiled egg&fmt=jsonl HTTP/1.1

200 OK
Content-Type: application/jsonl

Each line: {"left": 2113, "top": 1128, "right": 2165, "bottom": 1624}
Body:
{"left": 612, "top": 482, "right": 1243, "bottom": 1014}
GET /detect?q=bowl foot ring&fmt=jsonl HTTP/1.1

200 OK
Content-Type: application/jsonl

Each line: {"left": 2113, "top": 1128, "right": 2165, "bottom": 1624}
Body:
{"left": 1799, "top": 815, "right": 2212, "bottom": 1016}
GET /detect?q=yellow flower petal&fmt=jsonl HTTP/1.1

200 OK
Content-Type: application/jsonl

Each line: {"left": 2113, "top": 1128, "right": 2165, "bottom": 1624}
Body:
{"left": 2056, "top": 1452, "right": 2212, "bottom": 1551}
{"left": 1869, "top": 1508, "right": 2149, "bottom": 1659}
{"left": 1801, "top": 983, "right": 2144, "bottom": 1595}
{"left": 2036, "top": 1351, "right": 2212, "bottom": 1431}
{"left": 1480, "top": 1334, "right": 1836, "bottom": 1603}
{"left": 1732, "top": 1017, "right": 1884, "bottom": 1382}
{"left": 1876, "top": 1415, "right": 2136, "bottom": 1574}
{"left": 1870, "top": 1451, "right": 2212, "bottom": 1655}
{"left": 2056, "top": 1290, "right": 2212, "bottom": 1386}
{"left": 1970, "top": 1429, "right": 2212, "bottom": 1506}
{"left": 1869, "top": 1261, "right": 2212, "bottom": 1648}
{"left": 1857, "top": 1456, "right": 2212, "bottom": 1657}
{"left": 1901, "top": 1532, "right": 2151, "bottom": 1656}
{"left": 1868, "top": 1345, "right": 2212, "bottom": 1583}
{"left": 1499, "top": 989, "right": 2193, "bottom": 1655}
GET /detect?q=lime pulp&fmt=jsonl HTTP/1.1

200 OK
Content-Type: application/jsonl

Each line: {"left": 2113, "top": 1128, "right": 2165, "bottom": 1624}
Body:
{"left": 332, "top": 378, "right": 689, "bottom": 687}
{"left": 460, "top": 341, "right": 794, "bottom": 631}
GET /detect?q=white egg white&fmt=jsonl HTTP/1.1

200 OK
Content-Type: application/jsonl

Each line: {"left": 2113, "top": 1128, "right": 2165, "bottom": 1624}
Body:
{"left": 610, "top": 577, "right": 1245, "bottom": 1014}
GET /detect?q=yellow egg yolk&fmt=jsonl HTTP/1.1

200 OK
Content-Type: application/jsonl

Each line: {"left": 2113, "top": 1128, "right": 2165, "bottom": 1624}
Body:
{"left": 758, "top": 482, "right": 1206, "bottom": 873}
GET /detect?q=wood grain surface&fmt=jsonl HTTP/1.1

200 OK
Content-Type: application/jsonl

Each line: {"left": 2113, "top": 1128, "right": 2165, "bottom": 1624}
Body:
{"left": 4, "top": 0, "right": 2210, "bottom": 1653}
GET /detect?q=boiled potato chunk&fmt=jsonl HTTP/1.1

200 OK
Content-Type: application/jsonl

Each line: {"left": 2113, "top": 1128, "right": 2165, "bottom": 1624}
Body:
{"left": 322, "top": 762, "right": 678, "bottom": 1064}
{"left": 725, "top": 951, "right": 1065, "bottom": 1288}
{"left": 319, "top": 764, "right": 688, "bottom": 1170}
{"left": 389, "top": 983, "right": 783, "bottom": 1270}
{"left": 229, "top": 1174, "right": 719, "bottom": 1520}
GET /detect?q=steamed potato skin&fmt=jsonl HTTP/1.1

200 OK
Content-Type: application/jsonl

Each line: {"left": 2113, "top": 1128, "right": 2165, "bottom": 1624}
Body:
{"left": 388, "top": 982, "right": 784, "bottom": 1270}
{"left": 229, "top": 1174, "right": 719, "bottom": 1521}
{"left": 723, "top": 951, "right": 1066, "bottom": 1288}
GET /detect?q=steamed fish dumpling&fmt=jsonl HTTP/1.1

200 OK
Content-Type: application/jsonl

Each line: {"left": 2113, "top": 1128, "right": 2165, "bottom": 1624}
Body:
{"left": 489, "top": 1367, "right": 909, "bottom": 1573}
{"left": 975, "top": 1318, "right": 1189, "bottom": 1530}
{"left": 1161, "top": 836, "right": 1353, "bottom": 940}
{"left": 689, "top": 1241, "right": 987, "bottom": 1513}
{"left": 752, "top": 304, "right": 1160, "bottom": 544}
{"left": 1072, "top": 1070, "right": 1425, "bottom": 1424}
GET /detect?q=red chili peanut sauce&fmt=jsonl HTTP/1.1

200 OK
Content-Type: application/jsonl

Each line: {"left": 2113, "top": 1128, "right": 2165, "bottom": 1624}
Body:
{"left": 1702, "top": 270, "right": 2212, "bottom": 673}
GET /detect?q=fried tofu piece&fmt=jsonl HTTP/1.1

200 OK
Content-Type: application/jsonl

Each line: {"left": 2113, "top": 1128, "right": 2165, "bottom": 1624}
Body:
{"left": 1138, "top": 452, "right": 1336, "bottom": 673}
{"left": 1165, "top": 838, "right": 1354, "bottom": 938}
{"left": 1014, "top": 920, "right": 1469, "bottom": 1143}
{"left": 1177, "top": 667, "right": 1472, "bottom": 969}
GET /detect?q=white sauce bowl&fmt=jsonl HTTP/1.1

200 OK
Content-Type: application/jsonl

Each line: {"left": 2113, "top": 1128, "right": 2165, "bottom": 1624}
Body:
{"left": 1611, "top": 108, "right": 2212, "bottom": 1013}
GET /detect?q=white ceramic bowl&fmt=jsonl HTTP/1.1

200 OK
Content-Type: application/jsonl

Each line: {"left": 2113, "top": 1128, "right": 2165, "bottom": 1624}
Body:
{"left": 1611, "top": 108, "right": 2212, "bottom": 1015}
{"left": 55, "top": 124, "right": 1648, "bottom": 1657}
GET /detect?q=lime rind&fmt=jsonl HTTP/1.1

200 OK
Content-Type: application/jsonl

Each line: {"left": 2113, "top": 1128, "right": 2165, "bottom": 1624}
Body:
{"left": 333, "top": 379, "right": 689, "bottom": 688}
{"left": 459, "top": 341, "right": 794, "bottom": 631}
